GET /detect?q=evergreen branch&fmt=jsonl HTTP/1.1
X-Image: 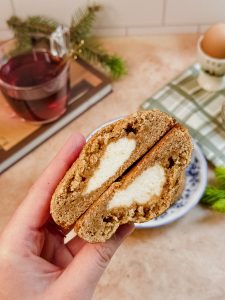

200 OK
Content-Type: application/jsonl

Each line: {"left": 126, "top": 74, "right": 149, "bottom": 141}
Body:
{"left": 215, "top": 166, "right": 225, "bottom": 189}
{"left": 7, "top": 15, "right": 57, "bottom": 35}
{"left": 12, "top": 32, "right": 32, "bottom": 55}
{"left": 100, "top": 55, "right": 127, "bottom": 80}
{"left": 7, "top": 16, "right": 23, "bottom": 31}
{"left": 201, "top": 187, "right": 225, "bottom": 205}
{"left": 74, "top": 38, "right": 127, "bottom": 79}
{"left": 201, "top": 166, "right": 225, "bottom": 213}
{"left": 6, "top": 5, "right": 127, "bottom": 80}
{"left": 212, "top": 199, "right": 225, "bottom": 212}
{"left": 70, "top": 5, "right": 102, "bottom": 43}
{"left": 25, "top": 16, "right": 57, "bottom": 34}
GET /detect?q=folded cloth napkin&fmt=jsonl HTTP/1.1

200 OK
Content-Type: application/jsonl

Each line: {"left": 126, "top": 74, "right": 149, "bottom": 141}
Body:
{"left": 141, "top": 64, "right": 225, "bottom": 166}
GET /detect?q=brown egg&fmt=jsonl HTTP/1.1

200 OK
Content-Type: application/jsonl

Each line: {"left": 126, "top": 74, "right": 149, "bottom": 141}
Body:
{"left": 201, "top": 23, "right": 225, "bottom": 59}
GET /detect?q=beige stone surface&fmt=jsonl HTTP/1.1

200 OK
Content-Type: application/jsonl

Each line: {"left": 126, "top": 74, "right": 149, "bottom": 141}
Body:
{"left": 1, "top": 34, "right": 225, "bottom": 299}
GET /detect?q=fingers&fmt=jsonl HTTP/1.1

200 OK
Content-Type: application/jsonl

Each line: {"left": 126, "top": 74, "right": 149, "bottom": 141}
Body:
{"left": 52, "top": 244, "right": 74, "bottom": 269}
{"left": 55, "top": 224, "right": 134, "bottom": 300}
{"left": 65, "top": 235, "right": 87, "bottom": 256}
{"left": 14, "top": 133, "right": 85, "bottom": 230}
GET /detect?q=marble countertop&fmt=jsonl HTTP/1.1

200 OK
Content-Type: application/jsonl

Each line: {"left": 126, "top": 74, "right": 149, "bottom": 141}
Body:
{"left": 1, "top": 34, "right": 225, "bottom": 300}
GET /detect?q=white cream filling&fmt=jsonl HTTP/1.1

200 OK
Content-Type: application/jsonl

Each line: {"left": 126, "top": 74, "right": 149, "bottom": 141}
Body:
{"left": 85, "top": 137, "right": 136, "bottom": 194}
{"left": 108, "top": 164, "right": 165, "bottom": 209}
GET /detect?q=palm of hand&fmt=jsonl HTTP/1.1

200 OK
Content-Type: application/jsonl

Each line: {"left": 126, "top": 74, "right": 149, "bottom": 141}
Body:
{"left": 0, "top": 221, "right": 80, "bottom": 299}
{"left": 0, "top": 134, "right": 133, "bottom": 300}
{"left": 0, "top": 227, "right": 62, "bottom": 299}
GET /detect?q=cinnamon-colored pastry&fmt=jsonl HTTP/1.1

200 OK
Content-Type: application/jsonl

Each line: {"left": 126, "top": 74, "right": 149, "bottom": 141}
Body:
{"left": 50, "top": 110, "right": 176, "bottom": 229}
{"left": 50, "top": 110, "right": 192, "bottom": 243}
{"left": 75, "top": 125, "right": 192, "bottom": 242}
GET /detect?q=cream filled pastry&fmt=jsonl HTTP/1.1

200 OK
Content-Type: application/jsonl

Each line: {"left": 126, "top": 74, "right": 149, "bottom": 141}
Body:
{"left": 50, "top": 110, "right": 176, "bottom": 229}
{"left": 75, "top": 125, "right": 192, "bottom": 243}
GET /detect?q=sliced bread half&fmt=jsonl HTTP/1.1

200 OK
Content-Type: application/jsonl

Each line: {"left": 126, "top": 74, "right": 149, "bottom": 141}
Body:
{"left": 75, "top": 124, "right": 192, "bottom": 243}
{"left": 51, "top": 110, "right": 176, "bottom": 228}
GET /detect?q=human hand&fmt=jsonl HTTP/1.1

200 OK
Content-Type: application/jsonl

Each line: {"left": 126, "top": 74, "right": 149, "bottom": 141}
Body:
{"left": 0, "top": 133, "right": 134, "bottom": 300}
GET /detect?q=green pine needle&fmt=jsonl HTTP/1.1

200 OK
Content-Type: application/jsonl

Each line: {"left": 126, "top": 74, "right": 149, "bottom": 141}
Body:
{"left": 201, "top": 187, "right": 225, "bottom": 205}
{"left": 7, "top": 15, "right": 57, "bottom": 56}
{"left": 215, "top": 166, "right": 225, "bottom": 189}
{"left": 72, "top": 36, "right": 102, "bottom": 62}
{"left": 100, "top": 55, "right": 127, "bottom": 80}
{"left": 212, "top": 199, "right": 225, "bottom": 212}
{"left": 23, "top": 16, "right": 57, "bottom": 34}
{"left": 70, "top": 5, "right": 102, "bottom": 42}
{"left": 7, "top": 15, "right": 57, "bottom": 35}
{"left": 73, "top": 37, "right": 127, "bottom": 79}
{"left": 6, "top": 5, "right": 127, "bottom": 80}
{"left": 201, "top": 166, "right": 225, "bottom": 213}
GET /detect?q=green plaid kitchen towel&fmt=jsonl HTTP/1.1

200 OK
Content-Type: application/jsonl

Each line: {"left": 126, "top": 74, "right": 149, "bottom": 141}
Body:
{"left": 141, "top": 64, "right": 225, "bottom": 166}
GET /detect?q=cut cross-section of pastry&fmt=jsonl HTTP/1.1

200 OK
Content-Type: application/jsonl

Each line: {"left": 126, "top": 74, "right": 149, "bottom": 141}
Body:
{"left": 75, "top": 124, "right": 192, "bottom": 243}
{"left": 50, "top": 110, "right": 176, "bottom": 228}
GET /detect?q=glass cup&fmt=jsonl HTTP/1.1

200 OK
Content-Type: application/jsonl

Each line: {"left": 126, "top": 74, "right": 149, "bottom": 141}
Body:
{"left": 0, "top": 35, "right": 70, "bottom": 124}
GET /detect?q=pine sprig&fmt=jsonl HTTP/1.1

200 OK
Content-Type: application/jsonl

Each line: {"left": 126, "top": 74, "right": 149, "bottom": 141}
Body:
{"left": 212, "top": 199, "right": 225, "bottom": 212}
{"left": 13, "top": 32, "right": 31, "bottom": 55}
{"left": 7, "top": 15, "right": 57, "bottom": 35}
{"left": 215, "top": 166, "right": 225, "bottom": 189}
{"left": 7, "top": 15, "right": 58, "bottom": 55}
{"left": 201, "top": 187, "right": 225, "bottom": 204}
{"left": 69, "top": 5, "right": 126, "bottom": 79}
{"left": 6, "top": 5, "right": 127, "bottom": 80}
{"left": 72, "top": 37, "right": 127, "bottom": 79}
{"left": 70, "top": 5, "right": 101, "bottom": 43}
{"left": 101, "top": 55, "right": 127, "bottom": 80}
{"left": 201, "top": 166, "right": 225, "bottom": 212}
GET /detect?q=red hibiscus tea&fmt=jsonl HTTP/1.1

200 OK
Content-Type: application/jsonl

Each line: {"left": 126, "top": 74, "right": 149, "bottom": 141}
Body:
{"left": 0, "top": 50, "right": 70, "bottom": 123}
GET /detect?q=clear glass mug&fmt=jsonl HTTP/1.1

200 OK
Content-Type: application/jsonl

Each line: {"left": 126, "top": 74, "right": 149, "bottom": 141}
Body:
{"left": 0, "top": 28, "right": 70, "bottom": 124}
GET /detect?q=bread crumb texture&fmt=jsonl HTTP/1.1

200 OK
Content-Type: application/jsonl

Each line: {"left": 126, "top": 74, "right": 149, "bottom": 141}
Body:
{"left": 75, "top": 124, "right": 193, "bottom": 243}
{"left": 50, "top": 110, "right": 176, "bottom": 228}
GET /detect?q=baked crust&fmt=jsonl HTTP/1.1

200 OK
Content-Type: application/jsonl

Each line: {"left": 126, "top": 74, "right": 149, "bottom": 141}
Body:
{"left": 50, "top": 110, "right": 176, "bottom": 228}
{"left": 75, "top": 125, "right": 192, "bottom": 243}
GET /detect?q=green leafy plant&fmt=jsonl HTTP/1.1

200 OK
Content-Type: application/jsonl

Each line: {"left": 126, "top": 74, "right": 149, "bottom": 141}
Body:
{"left": 201, "top": 166, "right": 225, "bottom": 212}
{"left": 7, "top": 5, "right": 127, "bottom": 80}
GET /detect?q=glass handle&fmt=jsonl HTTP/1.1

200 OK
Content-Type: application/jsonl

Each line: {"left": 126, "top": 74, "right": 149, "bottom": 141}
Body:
{"left": 50, "top": 25, "right": 70, "bottom": 58}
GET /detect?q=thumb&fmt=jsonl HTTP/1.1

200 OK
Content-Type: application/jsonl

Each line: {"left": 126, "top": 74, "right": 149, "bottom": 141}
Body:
{"left": 55, "top": 224, "right": 134, "bottom": 300}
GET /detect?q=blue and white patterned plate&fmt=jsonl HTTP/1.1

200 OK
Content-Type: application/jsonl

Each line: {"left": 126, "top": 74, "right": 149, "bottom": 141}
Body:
{"left": 87, "top": 117, "right": 208, "bottom": 229}
{"left": 135, "top": 141, "right": 208, "bottom": 228}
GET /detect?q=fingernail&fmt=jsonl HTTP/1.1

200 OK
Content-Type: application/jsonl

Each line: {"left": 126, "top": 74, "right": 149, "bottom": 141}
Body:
{"left": 116, "top": 223, "right": 135, "bottom": 239}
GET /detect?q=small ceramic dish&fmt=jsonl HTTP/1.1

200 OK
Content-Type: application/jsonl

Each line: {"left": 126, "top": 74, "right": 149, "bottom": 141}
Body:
{"left": 197, "top": 35, "right": 225, "bottom": 91}
{"left": 197, "top": 36, "right": 225, "bottom": 76}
